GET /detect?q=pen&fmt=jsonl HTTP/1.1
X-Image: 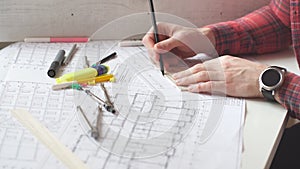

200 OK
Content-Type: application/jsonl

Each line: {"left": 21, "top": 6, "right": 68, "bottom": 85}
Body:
{"left": 94, "top": 52, "right": 117, "bottom": 65}
{"left": 47, "top": 50, "right": 65, "bottom": 78}
{"left": 83, "top": 56, "right": 89, "bottom": 68}
{"left": 148, "top": 0, "right": 165, "bottom": 75}
{"left": 24, "top": 37, "right": 89, "bottom": 43}
{"left": 63, "top": 44, "right": 77, "bottom": 65}
{"left": 52, "top": 81, "right": 77, "bottom": 90}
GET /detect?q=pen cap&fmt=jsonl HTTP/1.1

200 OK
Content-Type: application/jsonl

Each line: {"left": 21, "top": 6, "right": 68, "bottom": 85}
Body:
{"left": 54, "top": 50, "right": 66, "bottom": 64}
{"left": 47, "top": 50, "right": 66, "bottom": 78}
{"left": 91, "top": 64, "right": 109, "bottom": 75}
{"left": 47, "top": 62, "right": 60, "bottom": 77}
{"left": 56, "top": 67, "right": 98, "bottom": 83}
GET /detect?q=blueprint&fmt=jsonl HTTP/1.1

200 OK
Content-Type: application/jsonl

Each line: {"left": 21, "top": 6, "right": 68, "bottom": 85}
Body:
{"left": 0, "top": 41, "right": 244, "bottom": 169}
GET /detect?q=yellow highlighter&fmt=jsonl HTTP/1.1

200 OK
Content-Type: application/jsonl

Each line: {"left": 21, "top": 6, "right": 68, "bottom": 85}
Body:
{"left": 56, "top": 65, "right": 109, "bottom": 84}
{"left": 77, "top": 74, "right": 115, "bottom": 85}
{"left": 56, "top": 68, "right": 97, "bottom": 83}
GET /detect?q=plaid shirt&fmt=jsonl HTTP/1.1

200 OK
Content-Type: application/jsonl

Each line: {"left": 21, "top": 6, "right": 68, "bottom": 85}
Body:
{"left": 207, "top": 0, "right": 300, "bottom": 119}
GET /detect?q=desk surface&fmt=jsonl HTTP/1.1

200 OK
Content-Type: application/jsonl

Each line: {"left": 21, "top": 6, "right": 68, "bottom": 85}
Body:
{"left": 242, "top": 48, "right": 299, "bottom": 169}
{"left": 0, "top": 44, "right": 297, "bottom": 169}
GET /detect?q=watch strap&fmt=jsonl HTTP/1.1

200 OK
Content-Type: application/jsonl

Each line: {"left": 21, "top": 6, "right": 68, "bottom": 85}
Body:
{"left": 261, "top": 88, "right": 276, "bottom": 101}
{"left": 271, "top": 66, "right": 287, "bottom": 73}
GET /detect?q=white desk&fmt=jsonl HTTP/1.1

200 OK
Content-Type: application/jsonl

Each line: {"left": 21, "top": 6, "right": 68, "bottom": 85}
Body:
{"left": 242, "top": 48, "right": 299, "bottom": 169}
{"left": 0, "top": 44, "right": 297, "bottom": 169}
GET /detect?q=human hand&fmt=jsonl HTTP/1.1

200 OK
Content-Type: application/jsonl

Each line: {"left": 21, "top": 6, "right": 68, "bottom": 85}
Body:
{"left": 172, "top": 55, "right": 268, "bottom": 98}
{"left": 142, "top": 22, "right": 217, "bottom": 64}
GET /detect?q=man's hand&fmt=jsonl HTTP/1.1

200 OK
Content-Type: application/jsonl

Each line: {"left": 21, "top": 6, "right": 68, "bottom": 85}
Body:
{"left": 142, "top": 22, "right": 216, "bottom": 64}
{"left": 172, "top": 55, "right": 268, "bottom": 98}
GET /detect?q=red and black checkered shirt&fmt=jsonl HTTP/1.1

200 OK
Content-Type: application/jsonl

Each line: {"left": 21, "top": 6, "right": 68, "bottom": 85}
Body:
{"left": 207, "top": 0, "right": 300, "bottom": 118}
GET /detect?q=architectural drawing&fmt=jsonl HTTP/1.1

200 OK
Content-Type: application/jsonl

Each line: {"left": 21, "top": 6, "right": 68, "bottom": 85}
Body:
{"left": 0, "top": 42, "right": 244, "bottom": 169}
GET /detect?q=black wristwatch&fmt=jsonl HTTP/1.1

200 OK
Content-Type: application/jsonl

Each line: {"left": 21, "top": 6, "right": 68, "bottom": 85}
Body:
{"left": 259, "top": 66, "right": 286, "bottom": 102}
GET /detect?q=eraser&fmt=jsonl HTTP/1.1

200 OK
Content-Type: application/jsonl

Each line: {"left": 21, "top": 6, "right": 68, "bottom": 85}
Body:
{"left": 118, "top": 40, "right": 144, "bottom": 47}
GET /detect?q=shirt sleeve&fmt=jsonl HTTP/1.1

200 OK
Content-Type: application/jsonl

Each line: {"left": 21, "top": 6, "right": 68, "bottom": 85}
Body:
{"left": 204, "top": 0, "right": 300, "bottom": 118}
{"left": 205, "top": 3, "right": 292, "bottom": 55}
{"left": 278, "top": 72, "right": 300, "bottom": 119}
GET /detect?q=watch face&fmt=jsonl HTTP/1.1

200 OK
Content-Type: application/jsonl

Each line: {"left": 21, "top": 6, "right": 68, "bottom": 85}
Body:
{"left": 262, "top": 69, "right": 281, "bottom": 87}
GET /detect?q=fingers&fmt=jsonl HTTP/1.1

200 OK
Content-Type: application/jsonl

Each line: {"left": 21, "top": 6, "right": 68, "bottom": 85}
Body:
{"left": 174, "top": 71, "right": 223, "bottom": 86}
{"left": 142, "top": 31, "right": 155, "bottom": 49}
{"left": 154, "top": 38, "right": 182, "bottom": 53}
{"left": 172, "top": 64, "right": 206, "bottom": 79}
{"left": 187, "top": 81, "right": 226, "bottom": 94}
{"left": 142, "top": 32, "right": 160, "bottom": 63}
{"left": 171, "top": 62, "right": 226, "bottom": 95}
{"left": 142, "top": 23, "right": 183, "bottom": 63}
{"left": 143, "top": 35, "right": 182, "bottom": 55}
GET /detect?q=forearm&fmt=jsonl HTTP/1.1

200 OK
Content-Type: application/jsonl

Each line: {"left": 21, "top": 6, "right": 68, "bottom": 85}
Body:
{"left": 204, "top": 5, "right": 291, "bottom": 55}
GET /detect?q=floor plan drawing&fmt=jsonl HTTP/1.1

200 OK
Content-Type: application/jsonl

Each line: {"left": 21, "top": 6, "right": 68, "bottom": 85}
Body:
{"left": 0, "top": 42, "right": 244, "bottom": 169}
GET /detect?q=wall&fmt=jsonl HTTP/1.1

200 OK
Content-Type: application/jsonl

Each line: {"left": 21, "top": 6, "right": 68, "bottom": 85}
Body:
{"left": 0, "top": 0, "right": 269, "bottom": 41}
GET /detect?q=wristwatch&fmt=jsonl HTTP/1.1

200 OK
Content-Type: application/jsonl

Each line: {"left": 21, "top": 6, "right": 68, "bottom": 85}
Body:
{"left": 259, "top": 66, "right": 286, "bottom": 101}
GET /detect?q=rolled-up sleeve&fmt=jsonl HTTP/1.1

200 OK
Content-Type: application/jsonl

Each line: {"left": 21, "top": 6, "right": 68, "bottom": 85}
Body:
{"left": 278, "top": 72, "right": 300, "bottom": 119}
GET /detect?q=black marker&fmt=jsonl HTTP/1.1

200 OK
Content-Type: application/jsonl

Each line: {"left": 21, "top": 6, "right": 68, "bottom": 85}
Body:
{"left": 47, "top": 50, "right": 65, "bottom": 78}
{"left": 98, "top": 52, "right": 117, "bottom": 64}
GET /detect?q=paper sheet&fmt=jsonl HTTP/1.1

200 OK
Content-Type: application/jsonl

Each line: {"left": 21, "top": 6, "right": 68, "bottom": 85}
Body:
{"left": 0, "top": 41, "right": 244, "bottom": 169}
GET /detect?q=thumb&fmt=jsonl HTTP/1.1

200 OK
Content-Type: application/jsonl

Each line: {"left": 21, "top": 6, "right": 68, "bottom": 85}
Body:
{"left": 154, "top": 38, "right": 181, "bottom": 54}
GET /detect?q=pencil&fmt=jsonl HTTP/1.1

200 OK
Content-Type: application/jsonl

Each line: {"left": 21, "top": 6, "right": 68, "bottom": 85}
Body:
{"left": 148, "top": 0, "right": 165, "bottom": 75}
{"left": 63, "top": 44, "right": 77, "bottom": 65}
{"left": 99, "top": 52, "right": 117, "bottom": 64}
